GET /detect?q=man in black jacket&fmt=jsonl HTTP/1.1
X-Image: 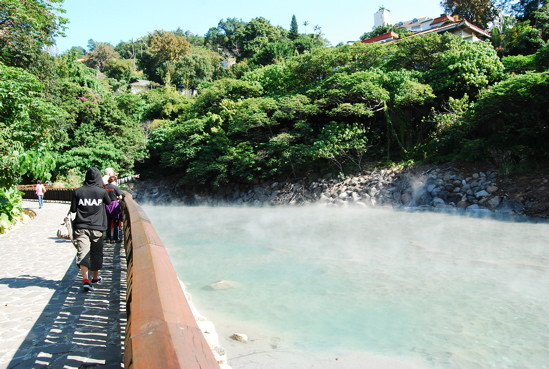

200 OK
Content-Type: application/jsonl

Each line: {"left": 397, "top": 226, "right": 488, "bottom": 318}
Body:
{"left": 71, "top": 167, "right": 112, "bottom": 292}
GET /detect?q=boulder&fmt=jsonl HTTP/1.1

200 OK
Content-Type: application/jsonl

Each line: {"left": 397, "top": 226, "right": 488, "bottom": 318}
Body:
{"left": 230, "top": 333, "right": 249, "bottom": 343}
{"left": 204, "top": 280, "right": 239, "bottom": 291}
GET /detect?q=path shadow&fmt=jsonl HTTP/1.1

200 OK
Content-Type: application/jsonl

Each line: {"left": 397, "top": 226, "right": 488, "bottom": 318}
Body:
{"left": 0, "top": 275, "right": 61, "bottom": 290}
{"left": 7, "top": 242, "right": 127, "bottom": 369}
{"left": 46, "top": 237, "right": 77, "bottom": 246}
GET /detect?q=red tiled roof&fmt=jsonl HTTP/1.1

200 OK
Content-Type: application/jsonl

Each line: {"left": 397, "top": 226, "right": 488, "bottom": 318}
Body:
{"left": 361, "top": 31, "right": 399, "bottom": 44}
{"left": 385, "top": 20, "right": 491, "bottom": 43}
{"left": 430, "top": 15, "right": 454, "bottom": 26}
{"left": 461, "top": 19, "right": 492, "bottom": 37}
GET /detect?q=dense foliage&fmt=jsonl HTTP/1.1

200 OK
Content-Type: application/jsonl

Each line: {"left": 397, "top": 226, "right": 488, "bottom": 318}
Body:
{"left": 144, "top": 35, "right": 511, "bottom": 187}
{"left": 1, "top": 0, "right": 547, "bottom": 231}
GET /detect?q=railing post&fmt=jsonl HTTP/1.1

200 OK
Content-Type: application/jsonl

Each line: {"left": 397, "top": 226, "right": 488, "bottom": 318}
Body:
{"left": 121, "top": 192, "right": 220, "bottom": 369}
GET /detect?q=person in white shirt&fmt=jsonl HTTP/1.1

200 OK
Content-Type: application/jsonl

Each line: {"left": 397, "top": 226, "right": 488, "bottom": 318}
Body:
{"left": 102, "top": 168, "right": 139, "bottom": 185}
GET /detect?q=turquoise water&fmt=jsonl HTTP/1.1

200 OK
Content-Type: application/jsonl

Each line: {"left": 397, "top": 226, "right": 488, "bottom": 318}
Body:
{"left": 143, "top": 205, "right": 549, "bottom": 369}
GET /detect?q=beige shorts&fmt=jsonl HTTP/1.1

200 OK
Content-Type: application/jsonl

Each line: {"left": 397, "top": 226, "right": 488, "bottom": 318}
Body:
{"left": 74, "top": 229, "right": 104, "bottom": 270}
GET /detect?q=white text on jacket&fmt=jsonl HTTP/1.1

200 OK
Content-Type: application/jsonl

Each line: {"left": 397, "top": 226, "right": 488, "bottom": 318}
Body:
{"left": 78, "top": 198, "right": 103, "bottom": 206}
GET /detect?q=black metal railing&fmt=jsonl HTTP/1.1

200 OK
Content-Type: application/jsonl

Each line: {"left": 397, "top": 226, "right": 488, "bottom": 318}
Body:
{"left": 18, "top": 185, "right": 74, "bottom": 202}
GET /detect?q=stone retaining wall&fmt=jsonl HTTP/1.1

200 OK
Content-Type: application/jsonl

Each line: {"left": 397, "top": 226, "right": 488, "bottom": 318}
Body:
{"left": 134, "top": 166, "right": 527, "bottom": 217}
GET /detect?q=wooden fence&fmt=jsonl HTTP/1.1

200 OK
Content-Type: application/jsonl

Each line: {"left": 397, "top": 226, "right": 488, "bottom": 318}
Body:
{"left": 19, "top": 186, "right": 220, "bottom": 369}
{"left": 120, "top": 192, "right": 220, "bottom": 369}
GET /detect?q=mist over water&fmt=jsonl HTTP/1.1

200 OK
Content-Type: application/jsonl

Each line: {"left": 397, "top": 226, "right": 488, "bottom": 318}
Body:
{"left": 144, "top": 204, "right": 549, "bottom": 369}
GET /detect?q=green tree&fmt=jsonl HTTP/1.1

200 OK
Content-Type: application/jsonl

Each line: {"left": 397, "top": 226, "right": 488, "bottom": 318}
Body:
{"left": 293, "top": 33, "right": 327, "bottom": 53}
{"left": 440, "top": 0, "right": 498, "bottom": 28}
{"left": 205, "top": 18, "right": 247, "bottom": 58}
{"left": 490, "top": 14, "right": 518, "bottom": 56}
{"left": 87, "top": 38, "right": 97, "bottom": 52}
{"left": 193, "top": 78, "right": 264, "bottom": 114}
{"left": 115, "top": 38, "right": 148, "bottom": 60}
{"left": 414, "top": 94, "right": 471, "bottom": 161}
{"left": 312, "top": 121, "right": 369, "bottom": 173}
{"left": 140, "top": 87, "right": 193, "bottom": 121}
{"left": 490, "top": 7, "right": 546, "bottom": 57}
{"left": 239, "top": 17, "right": 287, "bottom": 61}
{"left": 0, "top": 62, "right": 65, "bottom": 229}
{"left": 387, "top": 33, "right": 447, "bottom": 71}
{"left": 389, "top": 33, "right": 503, "bottom": 98}
{"left": 501, "top": 53, "right": 537, "bottom": 72}
{"left": 289, "top": 15, "right": 299, "bottom": 40}
{"left": 149, "top": 30, "right": 191, "bottom": 64}
{"left": 139, "top": 30, "right": 191, "bottom": 84}
{"left": 174, "top": 28, "right": 205, "bottom": 47}
{"left": 172, "top": 47, "right": 223, "bottom": 90}
{"left": 512, "top": 0, "right": 546, "bottom": 21}
{"left": 242, "top": 61, "right": 298, "bottom": 96}
{"left": 0, "top": 63, "right": 63, "bottom": 188}
{"left": 55, "top": 88, "right": 147, "bottom": 174}
{"left": 534, "top": 42, "right": 549, "bottom": 70}
{"left": 533, "top": 4, "right": 549, "bottom": 40}
{"left": 507, "top": 21, "right": 546, "bottom": 55}
{"left": 54, "top": 50, "right": 104, "bottom": 90}
{"left": 466, "top": 71, "right": 549, "bottom": 162}
{"left": 84, "top": 42, "right": 120, "bottom": 72}
{"left": 429, "top": 39, "right": 503, "bottom": 98}
{"left": 104, "top": 59, "right": 140, "bottom": 82}
{"left": 68, "top": 46, "right": 86, "bottom": 57}
{"left": 0, "top": 0, "right": 67, "bottom": 71}
{"left": 250, "top": 39, "right": 297, "bottom": 65}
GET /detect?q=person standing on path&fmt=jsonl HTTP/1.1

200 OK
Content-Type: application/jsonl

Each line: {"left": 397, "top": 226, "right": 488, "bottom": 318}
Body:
{"left": 104, "top": 175, "right": 123, "bottom": 244}
{"left": 71, "top": 167, "right": 112, "bottom": 292}
{"left": 35, "top": 180, "right": 46, "bottom": 209}
{"left": 102, "top": 167, "right": 140, "bottom": 185}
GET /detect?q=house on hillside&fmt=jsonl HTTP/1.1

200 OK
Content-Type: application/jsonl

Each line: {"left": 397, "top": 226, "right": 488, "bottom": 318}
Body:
{"left": 129, "top": 79, "right": 152, "bottom": 94}
{"left": 129, "top": 79, "right": 166, "bottom": 94}
{"left": 362, "top": 11, "right": 491, "bottom": 44}
{"left": 397, "top": 17, "right": 434, "bottom": 33}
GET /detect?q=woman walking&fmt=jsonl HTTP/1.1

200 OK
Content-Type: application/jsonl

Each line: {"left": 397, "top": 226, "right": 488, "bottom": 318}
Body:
{"left": 35, "top": 180, "right": 46, "bottom": 209}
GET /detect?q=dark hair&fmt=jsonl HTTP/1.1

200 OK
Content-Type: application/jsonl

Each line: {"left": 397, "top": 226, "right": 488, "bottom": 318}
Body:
{"left": 108, "top": 175, "right": 117, "bottom": 184}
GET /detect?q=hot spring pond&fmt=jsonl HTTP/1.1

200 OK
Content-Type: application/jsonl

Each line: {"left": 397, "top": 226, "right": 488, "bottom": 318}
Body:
{"left": 143, "top": 205, "right": 549, "bottom": 369}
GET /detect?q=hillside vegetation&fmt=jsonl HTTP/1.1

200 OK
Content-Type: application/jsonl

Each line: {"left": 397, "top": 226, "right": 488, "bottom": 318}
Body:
{"left": 1, "top": 0, "right": 548, "bottom": 231}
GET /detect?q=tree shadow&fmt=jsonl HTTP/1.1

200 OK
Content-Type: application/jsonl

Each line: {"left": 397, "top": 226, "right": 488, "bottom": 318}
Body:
{"left": 0, "top": 275, "right": 61, "bottom": 290}
{"left": 46, "top": 237, "right": 79, "bottom": 247}
{"left": 7, "top": 242, "right": 127, "bottom": 369}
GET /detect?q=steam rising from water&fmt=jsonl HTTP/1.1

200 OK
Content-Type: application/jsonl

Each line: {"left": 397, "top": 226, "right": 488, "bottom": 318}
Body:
{"left": 144, "top": 205, "right": 549, "bottom": 369}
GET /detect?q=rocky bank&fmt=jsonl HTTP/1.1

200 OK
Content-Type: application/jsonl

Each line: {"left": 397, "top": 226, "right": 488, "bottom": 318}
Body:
{"left": 132, "top": 164, "right": 549, "bottom": 220}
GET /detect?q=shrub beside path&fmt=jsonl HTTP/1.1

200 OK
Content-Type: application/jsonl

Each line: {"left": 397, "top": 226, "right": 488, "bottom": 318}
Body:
{"left": 0, "top": 200, "right": 126, "bottom": 369}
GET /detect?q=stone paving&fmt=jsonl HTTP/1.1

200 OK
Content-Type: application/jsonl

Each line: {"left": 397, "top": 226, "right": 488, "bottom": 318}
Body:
{"left": 0, "top": 200, "right": 126, "bottom": 369}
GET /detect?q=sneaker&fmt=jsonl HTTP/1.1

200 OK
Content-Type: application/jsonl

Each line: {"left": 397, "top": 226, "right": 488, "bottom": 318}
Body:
{"left": 83, "top": 279, "right": 93, "bottom": 292}
{"left": 91, "top": 276, "right": 103, "bottom": 284}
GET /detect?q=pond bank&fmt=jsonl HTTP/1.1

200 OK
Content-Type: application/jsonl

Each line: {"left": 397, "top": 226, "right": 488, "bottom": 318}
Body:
{"left": 132, "top": 164, "right": 549, "bottom": 220}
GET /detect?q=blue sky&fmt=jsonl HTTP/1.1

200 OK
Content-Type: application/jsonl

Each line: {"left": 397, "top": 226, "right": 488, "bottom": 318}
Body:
{"left": 54, "top": 0, "right": 445, "bottom": 53}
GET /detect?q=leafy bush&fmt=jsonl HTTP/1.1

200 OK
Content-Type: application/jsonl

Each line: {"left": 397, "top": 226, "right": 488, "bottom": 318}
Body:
{"left": 467, "top": 71, "right": 549, "bottom": 162}
{"left": 0, "top": 187, "right": 23, "bottom": 234}
{"left": 502, "top": 54, "right": 537, "bottom": 73}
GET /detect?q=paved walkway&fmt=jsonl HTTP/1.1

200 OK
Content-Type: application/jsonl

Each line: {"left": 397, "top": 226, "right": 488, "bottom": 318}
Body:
{"left": 0, "top": 201, "right": 126, "bottom": 369}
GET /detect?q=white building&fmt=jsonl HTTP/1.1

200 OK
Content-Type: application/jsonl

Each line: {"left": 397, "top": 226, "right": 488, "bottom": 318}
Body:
{"left": 363, "top": 10, "right": 491, "bottom": 44}
{"left": 374, "top": 7, "right": 391, "bottom": 28}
